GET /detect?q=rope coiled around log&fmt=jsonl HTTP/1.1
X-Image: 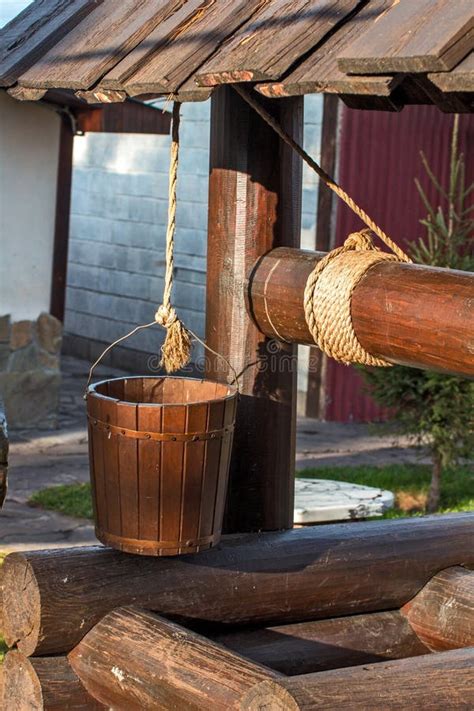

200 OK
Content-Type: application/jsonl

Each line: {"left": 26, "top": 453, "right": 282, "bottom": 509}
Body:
{"left": 303, "top": 230, "right": 400, "bottom": 367}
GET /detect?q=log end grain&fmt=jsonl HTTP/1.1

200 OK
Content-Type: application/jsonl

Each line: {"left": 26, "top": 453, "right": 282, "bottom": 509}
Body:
{"left": 241, "top": 680, "right": 299, "bottom": 711}
{"left": 401, "top": 566, "right": 474, "bottom": 651}
{"left": 3, "top": 651, "right": 43, "bottom": 709}
{"left": 3, "top": 651, "right": 106, "bottom": 710}
{"left": 2, "top": 553, "right": 41, "bottom": 656}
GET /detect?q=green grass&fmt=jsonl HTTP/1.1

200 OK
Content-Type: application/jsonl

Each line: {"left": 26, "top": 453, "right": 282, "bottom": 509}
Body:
{"left": 28, "top": 464, "right": 473, "bottom": 522}
{"left": 298, "top": 463, "right": 474, "bottom": 518}
{"left": 29, "top": 482, "right": 94, "bottom": 519}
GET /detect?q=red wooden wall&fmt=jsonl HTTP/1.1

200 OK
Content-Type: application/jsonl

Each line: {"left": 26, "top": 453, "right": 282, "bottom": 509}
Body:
{"left": 325, "top": 104, "right": 474, "bottom": 422}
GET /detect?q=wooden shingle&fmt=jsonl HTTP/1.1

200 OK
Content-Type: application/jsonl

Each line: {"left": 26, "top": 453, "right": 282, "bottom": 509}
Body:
{"left": 0, "top": 0, "right": 471, "bottom": 105}
{"left": 18, "top": 0, "right": 185, "bottom": 90}
{"left": 256, "top": 0, "right": 401, "bottom": 97}
{"left": 429, "top": 52, "right": 474, "bottom": 92}
{"left": 102, "top": 0, "right": 264, "bottom": 96}
{"left": 196, "top": 0, "right": 361, "bottom": 86}
{"left": 338, "top": 0, "right": 474, "bottom": 74}
{"left": 0, "top": 0, "right": 102, "bottom": 87}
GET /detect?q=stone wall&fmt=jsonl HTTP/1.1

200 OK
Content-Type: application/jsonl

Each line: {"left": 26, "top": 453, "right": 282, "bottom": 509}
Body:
{"left": 0, "top": 313, "right": 62, "bottom": 429}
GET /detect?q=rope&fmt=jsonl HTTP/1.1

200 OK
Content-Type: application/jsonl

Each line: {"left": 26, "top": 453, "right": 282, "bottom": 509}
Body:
{"left": 233, "top": 85, "right": 411, "bottom": 265}
{"left": 84, "top": 101, "right": 243, "bottom": 396}
{"left": 233, "top": 85, "right": 413, "bottom": 368}
{"left": 304, "top": 230, "right": 397, "bottom": 366}
{"left": 85, "top": 87, "right": 415, "bottom": 391}
{"left": 154, "top": 102, "right": 192, "bottom": 373}
{"left": 84, "top": 322, "right": 241, "bottom": 398}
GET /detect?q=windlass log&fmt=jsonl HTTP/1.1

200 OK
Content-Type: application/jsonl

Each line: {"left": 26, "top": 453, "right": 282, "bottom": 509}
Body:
{"left": 241, "top": 648, "right": 474, "bottom": 710}
{"left": 2, "top": 651, "right": 105, "bottom": 710}
{"left": 247, "top": 247, "right": 474, "bottom": 378}
{"left": 2, "top": 513, "right": 473, "bottom": 657}
{"left": 68, "top": 607, "right": 280, "bottom": 711}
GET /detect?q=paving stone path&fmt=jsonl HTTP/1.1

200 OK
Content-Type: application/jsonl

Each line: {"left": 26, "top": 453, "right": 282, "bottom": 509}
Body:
{"left": 0, "top": 356, "right": 427, "bottom": 552}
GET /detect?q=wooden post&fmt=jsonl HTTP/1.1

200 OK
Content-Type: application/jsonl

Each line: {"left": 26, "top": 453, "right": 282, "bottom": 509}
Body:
{"left": 242, "top": 648, "right": 474, "bottom": 710}
{"left": 3, "top": 514, "right": 473, "bottom": 657}
{"left": 306, "top": 94, "right": 339, "bottom": 419}
{"left": 68, "top": 607, "right": 280, "bottom": 710}
{"left": 50, "top": 113, "right": 74, "bottom": 322}
{"left": 2, "top": 651, "right": 105, "bottom": 710}
{"left": 206, "top": 86, "right": 303, "bottom": 533}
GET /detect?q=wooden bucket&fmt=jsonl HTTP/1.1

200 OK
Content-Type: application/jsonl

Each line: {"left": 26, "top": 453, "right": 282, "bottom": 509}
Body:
{"left": 86, "top": 376, "right": 237, "bottom": 556}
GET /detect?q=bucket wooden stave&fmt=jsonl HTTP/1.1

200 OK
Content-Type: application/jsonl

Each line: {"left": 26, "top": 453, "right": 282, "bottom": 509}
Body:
{"left": 87, "top": 376, "right": 237, "bottom": 556}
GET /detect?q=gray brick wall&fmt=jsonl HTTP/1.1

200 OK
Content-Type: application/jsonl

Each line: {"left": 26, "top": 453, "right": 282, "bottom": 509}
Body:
{"left": 65, "top": 96, "right": 323, "bottom": 385}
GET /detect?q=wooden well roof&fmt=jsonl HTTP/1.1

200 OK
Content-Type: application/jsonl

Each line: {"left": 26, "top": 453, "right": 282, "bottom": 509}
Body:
{"left": 1, "top": 0, "right": 473, "bottom": 110}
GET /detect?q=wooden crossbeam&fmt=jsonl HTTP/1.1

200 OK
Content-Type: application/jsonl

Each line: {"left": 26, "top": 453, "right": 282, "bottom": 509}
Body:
{"left": 75, "top": 101, "right": 171, "bottom": 135}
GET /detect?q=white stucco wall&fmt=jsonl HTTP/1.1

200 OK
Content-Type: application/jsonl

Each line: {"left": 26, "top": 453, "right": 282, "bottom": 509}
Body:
{"left": 0, "top": 91, "right": 60, "bottom": 320}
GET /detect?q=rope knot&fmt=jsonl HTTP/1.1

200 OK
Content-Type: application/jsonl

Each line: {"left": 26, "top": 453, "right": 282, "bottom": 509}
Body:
{"left": 343, "top": 229, "right": 376, "bottom": 252}
{"left": 155, "top": 304, "right": 177, "bottom": 328}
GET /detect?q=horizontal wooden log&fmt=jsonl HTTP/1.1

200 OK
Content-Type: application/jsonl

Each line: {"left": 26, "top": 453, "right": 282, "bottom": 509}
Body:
{"left": 3, "top": 651, "right": 104, "bottom": 710}
{"left": 242, "top": 648, "right": 474, "bottom": 710}
{"left": 401, "top": 566, "right": 474, "bottom": 652}
{"left": 213, "top": 610, "right": 430, "bottom": 676}
{"left": 69, "top": 607, "right": 279, "bottom": 710}
{"left": 2, "top": 513, "right": 473, "bottom": 657}
{"left": 247, "top": 247, "right": 474, "bottom": 378}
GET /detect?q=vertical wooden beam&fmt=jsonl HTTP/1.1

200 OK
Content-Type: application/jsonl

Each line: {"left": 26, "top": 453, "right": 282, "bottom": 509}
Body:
{"left": 206, "top": 86, "right": 303, "bottom": 533}
{"left": 305, "top": 94, "right": 339, "bottom": 419}
{"left": 50, "top": 114, "right": 74, "bottom": 322}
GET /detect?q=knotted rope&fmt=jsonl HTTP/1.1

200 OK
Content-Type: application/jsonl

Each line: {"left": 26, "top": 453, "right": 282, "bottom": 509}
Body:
{"left": 234, "top": 86, "right": 412, "bottom": 367}
{"left": 154, "top": 102, "right": 192, "bottom": 372}
{"left": 84, "top": 102, "right": 240, "bottom": 395}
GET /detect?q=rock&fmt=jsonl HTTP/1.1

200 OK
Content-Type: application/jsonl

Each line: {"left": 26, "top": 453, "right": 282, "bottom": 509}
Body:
{"left": 0, "top": 314, "right": 11, "bottom": 342}
{"left": 10, "top": 320, "right": 33, "bottom": 350}
{"left": 7, "top": 343, "right": 40, "bottom": 371}
{"left": 0, "top": 343, "right": 9, "bottom": 370}
{"left": 37, "top": 349, "right": 60, "bottom": 370}
{"left": 294, "top": 478, "right": 394, "bottom": 524}
{"left": 36, "top": 312, "right": 62, "bottom": 354}
{"left": 0, "top": 370, "right": 61, "bottom": 429}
